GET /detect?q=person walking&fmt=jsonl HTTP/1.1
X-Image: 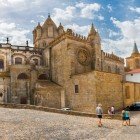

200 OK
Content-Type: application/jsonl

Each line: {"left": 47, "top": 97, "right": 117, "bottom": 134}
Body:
{"left": 96, "top": 103, "right": 103, "bottom": 127}
{"left": 125, "top": 108, "right": 130, "bottom": 126}
{"left": 122, "top": 109, "right": 126, "bottom": 126}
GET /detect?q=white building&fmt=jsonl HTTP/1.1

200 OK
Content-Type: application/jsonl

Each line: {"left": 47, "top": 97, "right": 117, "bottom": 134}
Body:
{"left": 126, "top": 69, "right": 140, "bottom": 83}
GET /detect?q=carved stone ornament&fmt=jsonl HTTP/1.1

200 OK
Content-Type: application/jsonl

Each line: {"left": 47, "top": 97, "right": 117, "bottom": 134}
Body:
{"left": 77, "top": 49, "right": 90, "bottom": 66}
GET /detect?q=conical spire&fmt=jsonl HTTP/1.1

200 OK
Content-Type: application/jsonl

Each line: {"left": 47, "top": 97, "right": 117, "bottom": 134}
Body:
{"left": 133, "top": 41, "right": 139, "bottom": 54}
{"left": 42, "top": 13, "right": 57, "bottom": 28}
{"left": 48, "top": 13, "right": 50, "bottom": 18}
{"left": 89, "top": 23, "right": 96, "bottom": 35}
{"left": 36, "top": 22, "right": 41, "bottom": 29}
{"left": 58, "top": 22, "right": 63, "bottom": 28}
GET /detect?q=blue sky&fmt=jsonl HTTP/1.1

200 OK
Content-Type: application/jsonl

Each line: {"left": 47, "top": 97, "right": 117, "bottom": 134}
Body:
{"left": 0, "top": 0, "right": 139, "bottom": 58}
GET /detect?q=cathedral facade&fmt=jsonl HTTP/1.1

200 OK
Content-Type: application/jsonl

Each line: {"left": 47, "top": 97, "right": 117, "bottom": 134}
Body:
{"left": 0, "top": 15, "right": 125, "bottom": 113}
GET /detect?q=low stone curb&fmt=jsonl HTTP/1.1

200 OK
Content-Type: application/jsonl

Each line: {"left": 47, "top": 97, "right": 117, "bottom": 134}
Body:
{"left": 0, "top": 103, "right": 122, "bottom": 120}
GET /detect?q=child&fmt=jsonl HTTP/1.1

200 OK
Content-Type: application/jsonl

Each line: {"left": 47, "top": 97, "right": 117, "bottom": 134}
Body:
{"left": 122, "top": 109, "right": 126, "bottom": 126}
{"left": 125, "top": 109, "right": 130, "bottom": 125}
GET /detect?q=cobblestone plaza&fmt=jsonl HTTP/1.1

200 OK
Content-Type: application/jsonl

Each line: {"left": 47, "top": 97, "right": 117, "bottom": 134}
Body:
{"left": 0, "top": 107, "right": 140, "bottom": 140}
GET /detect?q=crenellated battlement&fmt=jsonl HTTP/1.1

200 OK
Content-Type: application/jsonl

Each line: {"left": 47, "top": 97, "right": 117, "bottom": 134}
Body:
{"left": 49, "top": 29, "right": 87, "bottom": 47}
{"left": 66, "top": 29, "right": 87, "bottom": 41}
{"left": 103, "top": 51, "right": 124, "bottom": 63}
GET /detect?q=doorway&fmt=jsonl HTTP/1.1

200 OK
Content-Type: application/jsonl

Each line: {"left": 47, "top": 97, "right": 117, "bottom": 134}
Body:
{"left": 20, "top": 97, "right": 27, "bottom": 104}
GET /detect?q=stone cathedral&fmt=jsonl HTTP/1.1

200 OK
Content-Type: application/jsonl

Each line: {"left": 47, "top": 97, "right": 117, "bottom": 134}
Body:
{"left": 0, "top": 15, "right": 125, "bottom": 113}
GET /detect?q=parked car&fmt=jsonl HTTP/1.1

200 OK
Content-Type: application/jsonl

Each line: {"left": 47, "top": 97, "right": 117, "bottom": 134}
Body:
{"left": 127, "top": 102, "right": 140, "bottom": 111}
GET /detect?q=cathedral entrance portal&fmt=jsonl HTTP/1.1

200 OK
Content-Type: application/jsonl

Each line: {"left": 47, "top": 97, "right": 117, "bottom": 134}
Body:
{"left": 20, "top": 97, "right": 27, "bottom": 104}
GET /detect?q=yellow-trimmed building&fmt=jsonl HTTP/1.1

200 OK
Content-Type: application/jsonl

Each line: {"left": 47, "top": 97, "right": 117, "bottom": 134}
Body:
{"left": 125, "top": 42, "right": 140, "bottom": 107}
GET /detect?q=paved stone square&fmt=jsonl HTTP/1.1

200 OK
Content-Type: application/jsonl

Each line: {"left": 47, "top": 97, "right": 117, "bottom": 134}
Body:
{"left": 0, "top": 108, "right": 140, "bottom": 140}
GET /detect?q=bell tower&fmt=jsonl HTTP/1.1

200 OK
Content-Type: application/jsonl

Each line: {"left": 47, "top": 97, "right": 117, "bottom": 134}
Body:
{"left": 87, "top": 23, "right": 101, "bottom": 71}
{"left": 33, "top": 14, "right": 59, "bottom": 48}
{"left": 126, "top": 42, "right": 140, "bottom": 70}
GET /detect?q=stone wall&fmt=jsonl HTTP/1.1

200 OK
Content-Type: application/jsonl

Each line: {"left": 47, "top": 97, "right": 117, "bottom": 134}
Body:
{"left": 95, "top": 71, "right": 124, "bottom": 112}
{"left": 35, "top": 81, "right": 63, "bottom": 108}
{"left": 10, "top": 65, "right": 31, "bottom": 104}
{"left": 124, "top": 82, "right": 140, "bottom": 107}
{"left": 65, "top": 72, "right": 97, "bottom": 113}
{"left": 65, "top": 71, "right": 124, "bottom": 113}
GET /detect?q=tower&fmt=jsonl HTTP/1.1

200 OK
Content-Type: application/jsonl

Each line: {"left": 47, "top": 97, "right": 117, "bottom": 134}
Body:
{"left": 87, "top": 23, "right": 101, "bottom": 70}
{"left": 58, "top": 23, "right": 64, "bottom": 35}
{"left": 131, "top": 41, "right": 139, "bottom": 56}
{"left": 126, "top": 42, "right": 140, "bottom": 70}
{"left": 33, "top": 14, "right": 59, "bottom": 48}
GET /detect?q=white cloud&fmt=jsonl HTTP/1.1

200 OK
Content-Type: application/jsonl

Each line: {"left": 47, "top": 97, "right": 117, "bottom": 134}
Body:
{"left": 102, "top": 38, "right": 134, "bottom": 58}
{"left": 107, "top": 4, "right": 113, "bottom": 12}
{"left": 108, "top": 29, "right": 120, "bottom": 38}
{"left": 97, "top": 15, "right": 104, "bottom": 20}
{"left": 75, "top": 2, "right": 85, "bottom": 8}
{"left": 0, "top": 0, "right": 26, "bottom": 10}
{"left": 102, "top": 17, "right": 140, "bottom": 58}
{"left": 129, "top": 6, "right": 140, "bottom": 14}
{"left": 52, "top": 6, "right": 76, "bottom": 25}
{"left": 110, "top": 17, "right": 140, "bottom": 39}
{"left": 65, "top": 23, "right": 90, "bottom": 36}
{"left": 76, "top": 2, "right": 102, "bottom": 19}
{"left": 0, "top": 21, "right": 30, "bottom": 45}
{"left": 30, "top": 20, "right": 36, "bottom": 24}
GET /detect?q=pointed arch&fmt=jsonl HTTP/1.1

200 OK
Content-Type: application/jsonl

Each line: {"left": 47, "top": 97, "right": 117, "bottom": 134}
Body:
{"left": 38, "top": 73, "right": 49, "bottom": 80}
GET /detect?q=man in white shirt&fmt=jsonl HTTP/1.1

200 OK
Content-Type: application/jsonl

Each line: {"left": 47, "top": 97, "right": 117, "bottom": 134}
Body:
{"left": 96, "top": 103, "right": 103, "bottom": 127}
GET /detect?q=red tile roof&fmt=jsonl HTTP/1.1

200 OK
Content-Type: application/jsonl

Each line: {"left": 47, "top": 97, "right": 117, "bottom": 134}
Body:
{"left": 126, "top": 69, "right": 140, "bottom": 74}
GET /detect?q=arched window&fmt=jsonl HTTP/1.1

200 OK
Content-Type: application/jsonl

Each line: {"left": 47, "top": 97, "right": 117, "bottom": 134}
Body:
{"left": 38, "top": 74, "right": 49, "bottom": 80}
{"left": 108, "top": 66, "right": 111, "bottom": 72}
{"left": 17, "top": 73, "right": 29, "bottom": 80}
{"left": 0, "top": 59, "right": 4, "bottom": 69}
{"left": 15, "top": 57, "right": 22, "bottom": 64}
